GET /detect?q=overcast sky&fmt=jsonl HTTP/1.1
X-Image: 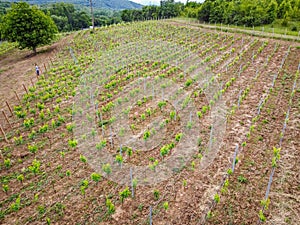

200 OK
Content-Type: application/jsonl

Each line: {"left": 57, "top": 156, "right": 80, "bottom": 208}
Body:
{"left": 131, "top": 0, "right": 203, "bottom": 5}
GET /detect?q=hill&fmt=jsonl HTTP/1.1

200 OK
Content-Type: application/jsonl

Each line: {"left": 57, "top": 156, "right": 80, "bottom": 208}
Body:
{"left": 0, "top": 18, "right": 300, "bottom": 225}
{"left": 14, "top": 0, "right": 143, "bottom": 10}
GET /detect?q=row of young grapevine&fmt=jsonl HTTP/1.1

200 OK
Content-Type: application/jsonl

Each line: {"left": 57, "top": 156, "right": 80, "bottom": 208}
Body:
{"left": 204, "top": 45, "right": 298, "bottom": 224}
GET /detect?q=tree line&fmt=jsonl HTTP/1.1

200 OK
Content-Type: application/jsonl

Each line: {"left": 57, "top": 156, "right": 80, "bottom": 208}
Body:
{"left": 123, "top": 0, "right": 300, "bottom": 30}
{"left": 42, "top": 3, "right": 122, "bottom": 31}
{"left": 121, "top": 0, "right": 184, "bottom": 22}
{"left": 195, "top": 0, "right": 300, "bottom": 27}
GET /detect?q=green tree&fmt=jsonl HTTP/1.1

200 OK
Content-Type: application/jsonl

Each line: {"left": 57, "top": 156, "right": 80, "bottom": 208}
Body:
{"left": 0, "top": 2, "right": 58, "bottom": 54}
{"left": 266, "top": 0, "right": 278, "bottom": 23}
{"left": 278, "top": 0, "right": 292, "bottom": 19}
{"left": 197, "top": 0, "right": 212, "bottom": 22}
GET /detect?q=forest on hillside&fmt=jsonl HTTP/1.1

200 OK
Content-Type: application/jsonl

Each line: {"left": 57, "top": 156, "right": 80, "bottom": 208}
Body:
{"left": 123, "top": 0, "right": 300, "bottom": 30}
{"left": 195, "top": 0, "right": 300, "bottom": 27}
{"left": 0, "top": 1, "right": 122, "bottom": 31}
{"left": 0, "top": 0, "right": 299, "bottom": 32}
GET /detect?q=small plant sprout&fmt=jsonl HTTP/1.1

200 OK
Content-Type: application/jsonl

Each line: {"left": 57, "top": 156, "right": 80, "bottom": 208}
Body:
{"left": 23, "top": 118, "right": 34, "bottom": 129}
{"left": 197, "top": 111, "right": 203, "bottom": 118}
{"left": 2, "top": 184, "right": 9, "bottom": 194}
{"left": 224, "top": 179, "right": 229, "bottom": 188}
{"left": 66, "top": 123, "right": 75, "bottom": 132}
{"left": 146, "top": 108, "right": 152, "bottom": 116}
{"left": 235, "top": 156, "right": 239, "bottom": 165}
{"left": 272, "top": 157, "right": 277, "bottom": 168}
{"left": 115, "top": 154, "right": 123, "bottom": 166}
{"left": 140, "top": 113, "right": 146, "bottom": 120}
{"left": 160, "top": 143, "right": 174, "bottom": 158}
{"left": 34, "top": 193, "right": 39, "bottom": 202}
{"left": 137, "top": 100, "right": 142, "bottom": 106}
{"left": 29, "top": 129, "right": 36, "bottom": 140}
{"left": 198, "top": 153, "right": 203, "bottom": 159}
{"left": 119, "top": 127, "right": 125, "bottom": 136}
{"left": 28, "top": 159, "right": 41, "bottom": 175}
{"left": 221, "top": 187, "right": 226, "bottom": 194}
{"left": 106, "top": 198, "right": 115, "bottom": 214}
{"left": 143, "top": 130, "right": 151, "bottom": 141}
{"left": 14, "top": 135, "right": 24, "bottom": 145}
{"left": 17, "top": 174, "right": 24, "bottom": 183}
{"left": 37, "top": 102, "right": 45, "bottom": 111}
{"left": 96, "top": 140, "right": 106, "bottom": 150}
{"left": 66, "top": 170, "right": 71, "bottom": 177}
{"left": 202, "top": 105, "right": 209, "bottom": 114}
{"left": 214, "top": 193, "right": 220, "bottom": 203}
{"left": 158, "top": 101, "right": 166, "bottom": 110}
{"left": 91, "top": 172, "right": 101, "bottom": 184}
{"left": 119, "top": 187, "right": 131, "bottom": 204}
{"left": 4, "top": 158, "right": 11, "bottom": 168}
{"left": 28, "top": 144, "right": 38, "bottom": 154}
{"left": 46, "top": 217, "right": 51, "bottom": 225}
{"left": 163, "top": 201, "right": 169, "bottom": 210}
{"left": 80, "top": 180, "right": 89, "bottom": 196}
{"left": 191, "top": 161, "right": 195, "bottom": 170}
{"left": 39, "top": 124, "right": 48, "bottom": 134}
{"left": 170, "top": 110, "right": 176, "bottom": 120}
{"left": 260, "top": 198, "right": 270, "bottom": 210}
{"left": 130, "top": 124, "right": 136, "bottom": 130}
{"left": 207, "top": 211, "right": 213, "bottom": 219}
{"left": 153, "top": 189, "right": 160, "bottom": 200}
{"left": 183, "top": 179, "right": 187, "bottom": 188}
{"left": 80, "top": 155, "right": 87, "bottom": 164}
{"left": 10, "top": 196, "right": 21, "bottom": 212}
{"left": 68, "top": 139, "right": 78, "bottom": 149}
{"left": 39, "top": 111, "right": 45, "bottom": 120}
{"left": 246, "top": 132, "right": 250, "bottom": 139}
{"left": 273, "top": 147, "right": 281, "bottom": 160}
{"left": 187, "top": 121, "right": 193, "bottom": 129}
{"left": 126, "top": 147, "right": 133, "bottom": 158}
{"left": 237, "top": 175, "right": 247, "bottom": 183}
{"left": 175, "top": 133, "right": 183, "bottom": 142}
{"left": 132, "top": 178, "right": 138, "bottom": 189}
{"left": 185, "top": 78, "right": 193, "bottom": 87}
{"left": 259, "top": 210, "right": 266, "bottom": 222}
{"left": 102, "top": 163, "right": 112, "bottom": 176}
{"left": 149, "top": 160, "right": 158, "bottom": 171}
{"left": 138, "top": 203, "right": 144, "bottom": 212}
{"left": 227, "top": 168, "right": 233, "bottom": 175}
{"left": 91, "top": 128, "right": 96, "bottom": 138}
{"left": 60, "top": 151, "right": 65, "bottom": 159}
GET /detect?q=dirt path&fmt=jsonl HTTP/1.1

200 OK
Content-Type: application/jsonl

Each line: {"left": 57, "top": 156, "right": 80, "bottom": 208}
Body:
{"left": 0, "top": 37, "right": 71, "bottom": 115}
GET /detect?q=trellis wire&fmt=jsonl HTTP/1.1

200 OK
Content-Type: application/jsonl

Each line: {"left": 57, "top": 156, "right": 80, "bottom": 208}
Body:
{"left": 130, "top": 168, "right": 134, "bottom": 198}
{"left": 149, "top": 206, "right": 152, "bottom": 225}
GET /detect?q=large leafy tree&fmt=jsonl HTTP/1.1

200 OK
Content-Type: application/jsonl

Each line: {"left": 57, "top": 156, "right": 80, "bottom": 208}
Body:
{"left": 0, "top": 2, "right": 58, "bottom": 54}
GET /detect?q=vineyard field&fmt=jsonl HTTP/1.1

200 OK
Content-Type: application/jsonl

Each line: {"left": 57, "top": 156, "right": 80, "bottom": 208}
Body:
{"left": 0, "top": 20, "right": 299, "bottom": 225}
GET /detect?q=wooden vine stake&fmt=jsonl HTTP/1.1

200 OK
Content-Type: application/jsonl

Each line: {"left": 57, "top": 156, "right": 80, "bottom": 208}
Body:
{"left": 22, "top": 84, "right": 28, "bottom": 94}
{"left": 30, "top": 78, "right": 35, "bottom": 87}
{"left": 44, "top": 63, "right": 47, "bottom": 72}
{"left": 0, "top": 125, "right": 8, "bottom": 143}
{"left": 14, "top": 90, "right": 21, "bottom": 103}
{"left": 5, "top": 101, "right": 13, "bottom": 116}
{"left": 2, "top": 110, "right": 12, "bottom": 128}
